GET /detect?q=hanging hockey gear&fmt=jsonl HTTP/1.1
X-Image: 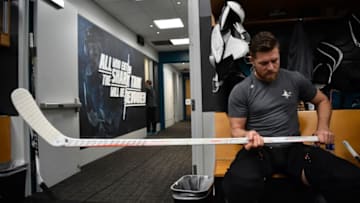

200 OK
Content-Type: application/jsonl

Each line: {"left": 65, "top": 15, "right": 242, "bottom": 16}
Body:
{"left": 313, "top": 13, "right": 360, "bottom": 91}
{"left": 209, "top": 1, "right": 250, "bottom": 94}
{"left": 210, "top": 24, "right": 224, "bottom": 64}
{"left": 313, "top": 42, "right": 343, "bottom": 86}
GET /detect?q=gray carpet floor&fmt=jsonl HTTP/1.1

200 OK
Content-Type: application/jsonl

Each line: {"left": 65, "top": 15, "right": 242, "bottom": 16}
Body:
{"left": 25, "top": 121, "right": 192, "bottom": 203}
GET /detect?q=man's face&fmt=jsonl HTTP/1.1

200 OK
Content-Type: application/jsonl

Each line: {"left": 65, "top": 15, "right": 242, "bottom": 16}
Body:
{"left": 250, "top": 47, "right": 280, "bottom": 82}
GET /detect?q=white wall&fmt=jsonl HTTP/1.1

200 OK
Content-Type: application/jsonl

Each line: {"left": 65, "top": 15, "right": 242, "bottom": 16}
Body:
{"left": 174, "top": 70, "right": 184, "bottom": 122}
{"left": 164, "top": 65, "right": 175, "bottom": 127}
{"left": 34, "top": 0, "right": 158, "bottom": 187}
{"left": 188, "top": 0, "right": 215, "bottom": 176}
{"left": 163, "top": 64, "right": 184, "bottom": 128}
{"left": 35, "top": 1, "right": 80, "bottom": 186}
{"left": 144, "top": 58, "right": 154, "bottom": 82}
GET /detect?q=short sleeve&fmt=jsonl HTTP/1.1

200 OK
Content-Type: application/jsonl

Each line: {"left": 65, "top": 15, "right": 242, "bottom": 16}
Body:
{"left": 294, "top": 71, "right": 317, "bottom": 102}
{"left": 227, "top": 83, "right": 248, "bottom": 118}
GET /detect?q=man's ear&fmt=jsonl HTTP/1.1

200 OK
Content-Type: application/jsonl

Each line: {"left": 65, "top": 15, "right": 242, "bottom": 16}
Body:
{"left": 249, "top": 55, "right": 255, "bottom": 64}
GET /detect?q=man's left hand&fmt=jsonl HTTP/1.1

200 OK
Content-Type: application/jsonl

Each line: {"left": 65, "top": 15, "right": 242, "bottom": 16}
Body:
{"left": 314, "top": 129, "right": 334, "bottom": 144}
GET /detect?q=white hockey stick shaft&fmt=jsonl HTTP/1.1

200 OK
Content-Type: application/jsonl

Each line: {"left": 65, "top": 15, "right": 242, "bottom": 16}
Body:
{"left": 11, "top": 88, "right": 319, "bottom": 148}
{"left": 343, "top": 140, "right": 360, "bottom": 162}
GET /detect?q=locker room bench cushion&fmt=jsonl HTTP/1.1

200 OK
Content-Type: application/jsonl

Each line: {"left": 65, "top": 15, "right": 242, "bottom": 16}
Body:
{"left": 214, "top": 110, "right": 360, "bottom": 178}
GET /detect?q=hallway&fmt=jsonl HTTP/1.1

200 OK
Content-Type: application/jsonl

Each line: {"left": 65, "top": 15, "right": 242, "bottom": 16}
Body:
{"left": 25, "top": 121, "right": 192, "bottom": 203}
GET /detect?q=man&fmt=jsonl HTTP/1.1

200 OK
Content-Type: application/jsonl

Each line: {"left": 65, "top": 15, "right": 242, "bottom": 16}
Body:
{"left": 145, "top": 80, "right": 157, "bottom": 135}
{"left": 223, "top": 31, "right": 360, "bottom": 203}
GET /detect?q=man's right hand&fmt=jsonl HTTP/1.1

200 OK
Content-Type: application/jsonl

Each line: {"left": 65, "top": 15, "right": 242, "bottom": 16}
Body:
{"left": 244, "top": 130, "right": 264, "bottom": 150}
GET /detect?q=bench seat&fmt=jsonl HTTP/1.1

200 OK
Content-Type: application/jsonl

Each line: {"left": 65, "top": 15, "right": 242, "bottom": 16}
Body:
{"left": 214, "top": 110, "right": 360, "bottom": 202}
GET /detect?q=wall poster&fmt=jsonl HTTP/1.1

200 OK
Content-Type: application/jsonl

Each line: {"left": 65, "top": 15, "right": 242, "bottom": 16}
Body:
{"left": 78, "top": 15, "right": 146, "bottom": 138}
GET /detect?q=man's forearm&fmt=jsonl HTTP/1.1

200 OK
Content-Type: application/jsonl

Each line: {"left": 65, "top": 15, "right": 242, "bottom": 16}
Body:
{"left": 231, "top": 128, "right": 248, "bottom": 138}
{"left": 316, "top": 98, "right": 332, "bottom": 130}
{"left": 229, "top": 117, "right": 248, "bottom": 137}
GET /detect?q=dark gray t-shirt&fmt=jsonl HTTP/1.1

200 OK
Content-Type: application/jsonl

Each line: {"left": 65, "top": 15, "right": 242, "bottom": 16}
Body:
{"left": 228, "top": 69, "right": 317, "bottom": 137}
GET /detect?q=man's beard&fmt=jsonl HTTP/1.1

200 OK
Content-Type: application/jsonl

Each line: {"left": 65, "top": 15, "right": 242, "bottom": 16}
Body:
{"left": 255, "top": 70, "right": 278, "bottom": 82}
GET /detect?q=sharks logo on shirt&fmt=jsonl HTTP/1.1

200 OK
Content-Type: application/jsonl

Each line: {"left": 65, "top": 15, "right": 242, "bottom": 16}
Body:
{"left": 282, "top": 90, "right": 292, "bottom": 99}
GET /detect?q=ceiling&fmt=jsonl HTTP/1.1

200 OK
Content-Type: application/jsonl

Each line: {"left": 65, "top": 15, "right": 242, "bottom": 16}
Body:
{"left": 171, "top": 63, "right": 189, "bottom": 72}
{"left": 93, "top": 0, "right": 189, "bottom": 52}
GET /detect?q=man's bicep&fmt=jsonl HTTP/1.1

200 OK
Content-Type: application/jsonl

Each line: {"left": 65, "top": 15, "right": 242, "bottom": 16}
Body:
{"left": 227, "top": 84, "right": 248, "bottom": 117}
{"left": 295, "top": 71, "right": 317, "bottom": 102}
{"left": 310, "top": 90, "right": 328, "bottom": 105}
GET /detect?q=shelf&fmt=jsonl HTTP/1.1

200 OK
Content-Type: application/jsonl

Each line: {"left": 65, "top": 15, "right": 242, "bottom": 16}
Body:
{"left": 244, "top": 15, "right": 343, "bottom": 26}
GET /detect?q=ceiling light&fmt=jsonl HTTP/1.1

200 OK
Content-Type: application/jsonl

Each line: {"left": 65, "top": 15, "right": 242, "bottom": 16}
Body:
{"left": 170, "top": 38, "right": 189, "bottom": 45}
{"left": 156, "top": 31, "right": 160, "bottom": 34}
{"left": 153, "top": 18, "right": 184, "bottom": 29}
{"left": 149, "top": 24, "right": 153, "bottom": 28}
{"left": 177, "top": 1, "right": 181, "bottom": 5}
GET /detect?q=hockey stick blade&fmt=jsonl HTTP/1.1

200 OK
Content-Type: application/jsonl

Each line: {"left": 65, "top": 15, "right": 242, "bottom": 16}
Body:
{"left": 11, "top": 88, "right": 319, "bottom": 148}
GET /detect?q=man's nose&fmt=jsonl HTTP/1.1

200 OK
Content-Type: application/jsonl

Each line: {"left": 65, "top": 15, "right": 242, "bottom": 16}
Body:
{"left": 267, "top": 62, "right": 275, "bottom": 71}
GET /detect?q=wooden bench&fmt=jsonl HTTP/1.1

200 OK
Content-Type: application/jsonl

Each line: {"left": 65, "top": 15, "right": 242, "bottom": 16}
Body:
{"left": 214, "top": 110, "right": 360, "bottom": 201}
{"left": 0, "top": 116, "right": 11, "bottom": 169}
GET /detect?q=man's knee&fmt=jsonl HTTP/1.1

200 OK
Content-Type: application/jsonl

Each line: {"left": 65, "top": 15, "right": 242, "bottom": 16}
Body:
{"left": 302, "top": 146, "right": 360, "bottom": 203}
{"left": 222, "top": 149, "right": 267, "bottom": 202}
{"left": 223, "top": 171, "right": 265, "bottom": 202}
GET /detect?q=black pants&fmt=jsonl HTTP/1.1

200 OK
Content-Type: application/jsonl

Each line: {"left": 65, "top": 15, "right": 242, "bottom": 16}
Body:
{"left": 146, "top": 107, "right": 156, "bottom": 133}
{"left": 222, "top": 144, "right": 360, "bottom": 203}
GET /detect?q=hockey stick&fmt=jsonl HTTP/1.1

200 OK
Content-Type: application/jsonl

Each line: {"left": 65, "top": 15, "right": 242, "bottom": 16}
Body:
{"left": 27, "top": 16, "right": 56, "bottom": 198}
{"left": 343, "top": 140, "right": 360, "bottom": 163}
{"left": 29, "top": 129, "right": 57, "bottom": 199}
{"left": 11, "top": 88, "right": 319, "bottom": 148}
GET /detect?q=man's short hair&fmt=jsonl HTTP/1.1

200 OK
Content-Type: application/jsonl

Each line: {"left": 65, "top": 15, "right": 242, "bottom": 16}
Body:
{"left": 249, "top": 31, "right": 279, "bottom": 57}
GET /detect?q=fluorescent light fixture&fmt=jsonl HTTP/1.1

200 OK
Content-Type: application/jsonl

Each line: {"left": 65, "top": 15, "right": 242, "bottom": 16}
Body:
{"left": 170, "top": 38, "right": 189, "bottom": 45}
{"left": 153, "top": 18, "right": 184, "bottom": 29}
